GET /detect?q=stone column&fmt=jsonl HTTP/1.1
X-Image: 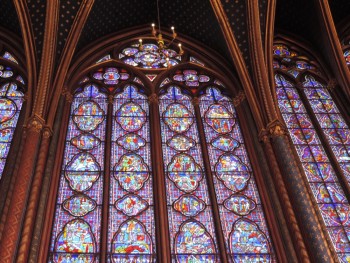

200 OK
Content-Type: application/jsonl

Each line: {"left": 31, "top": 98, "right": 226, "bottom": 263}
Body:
{"left": 267, "top": 121, "right": 337, "bottom": 262}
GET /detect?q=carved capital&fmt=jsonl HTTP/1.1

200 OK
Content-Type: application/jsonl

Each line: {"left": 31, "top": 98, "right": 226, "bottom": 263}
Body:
{"left": 26, "top": 115, "right": 45, "bottom": 134}
{"left": 258, "top": 129, "right": 270, "bottom": 143}
{"left": 232, "top": 90, "right": 246, "bottom": 107}
{"left": 266, "top": 119, "right": 287, "bottom": 137}
{"left": 191, "top": 97, "right": 199, "bottom": 106}
{"left": 327, "top": 78, "right": 337, "bottom": 91}
{"left": 148, "top": 93, "right": 159, "bottom": 104}
{"left": 42, "top": 126, "right": 53, "bottom": 138}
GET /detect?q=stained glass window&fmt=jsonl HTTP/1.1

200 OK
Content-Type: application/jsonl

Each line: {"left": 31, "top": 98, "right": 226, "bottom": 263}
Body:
{"left": 199, "top": 87, "right": 275, "bottom": 262}
{"left": 109, "top": 85, "right": 156, "bottom": 262}
{"left": 48, "top": 85, "right": 107, "bottom": 262}
{"left": 49, "top": 40, "right": 279, "bottom": 262}
{"left": 159, "top": 86, "right": 218, "bottom": 262}
{"left": 0, "top": 50, "right": 24, "bottom": 179}
{"left": 274, "top": 41, "right": 350, "bottom": 260}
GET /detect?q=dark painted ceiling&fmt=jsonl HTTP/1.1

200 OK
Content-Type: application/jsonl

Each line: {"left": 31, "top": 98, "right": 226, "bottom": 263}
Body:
{"left": 329, "top": 0, "right": 350, "bottom": 26}
{"left": 0, "top": 0, "right": 21, "bottom": 37}
{"left": 275, "top": 0, "right": 317, "bottom": 44}
{"left": 1, "top": 0, "right": 349, "bottom": 78}
{"left": 76, "top": 0, "right": 233, "bottom": 67}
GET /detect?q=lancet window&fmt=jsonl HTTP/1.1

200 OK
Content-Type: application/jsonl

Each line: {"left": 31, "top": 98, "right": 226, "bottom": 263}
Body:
{"left": 0, "top": 47, "right": 25, "bottom": 179}
{"left": 274, "top": 43, "right": 350, "bottom": 261}
{"left": 48, "top": 40, "right": 277, "bottom": 262}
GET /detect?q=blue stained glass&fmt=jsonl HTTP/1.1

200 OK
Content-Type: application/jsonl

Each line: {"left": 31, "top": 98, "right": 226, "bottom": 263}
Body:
{"left": 62, "top": 195, "right": 97, "bottom": 217}
{"left": 0, "top": 82, "right": 24, "bottom": 179}
{"left": 163, "top": 103, "right": 194, "bottom": 133}
{"left": 275, "top": 73, "right": 350, "bottom": 257}
{"left": 110, "top": 84, "right": 156, "bottom": 261}
{"left": 73, "top": 101, "right": 105, "bottom": 131}
{"left": 114, "top": 153, "right": 149, "bottom": 192}
{"left": 230, "top": 219, "right": 269, "bottom": 254}
{"left": 115, "top": 194, "right": 148, "bottom": 216}
{"left": 54, "top": 219, "right": 96, "bottom": 263}
{"left": 111, "top": 219, "right": 152, "bottom": 255}
{"left": 116, "top": 102, "right": 146, "bottom": 132}
{"left": 199, "top": 87, "right": 275, "bottom": 261}
{"left": 175, "top": 221, "right": 216, "bottom": 262}
{"left": 159, "top": 86, "right": 219, "bottom": 261}
{"left": 49, "top": 85, "right": 106, "bottom": 262}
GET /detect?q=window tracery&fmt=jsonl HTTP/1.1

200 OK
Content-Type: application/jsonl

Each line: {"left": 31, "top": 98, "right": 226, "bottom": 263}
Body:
{"left": 49, "top": 40, "right": 276, "bottom": 262}
{"left": 274, "top": 43, "right": 350, "bottom": 261}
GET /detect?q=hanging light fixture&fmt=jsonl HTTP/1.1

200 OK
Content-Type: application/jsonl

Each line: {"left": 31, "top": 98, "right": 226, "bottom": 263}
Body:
{"left": 137, "top": 0, "right": 184, "bottom": 68}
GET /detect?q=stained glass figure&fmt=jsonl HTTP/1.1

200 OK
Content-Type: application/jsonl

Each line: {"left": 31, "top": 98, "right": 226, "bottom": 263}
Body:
{"left": 167, "top": 135, "right": 195, "bottom": 152}
{"left": 0, "top": 82, "right": 24, "bottom": 179}
{"left": 205, "top": 104, "right": 235, "bottom": 133}
{"left": 199, "top": 87, "right": 275, "bottom": 261}
{"left": 167, "top": 153, "right": 203, "bottom": 192}
{"left": 111, "top": 219, "right": 152, "bottom": 262}
{"left": 49, "top": 85, "right": 106, "bottom": 262}
{"left": 62, "top": 195, "right": 97, "bottom": 217}
{"left": 70, "top": 133, "right": 101, "bottom": 151}
{"left": 275, "top": 74, "right": 350, "bottom": 259}
{"left": 115, "top": 195, "right": 148, "bottom": 216}
{"left": 120, "top": 43, "right": 180, "bottom": 69}
{"left": 114, "top": 153, "right": 149, "bottom": 192}
{"left": 110, "top": 85, "right": 155, "bottom": 261}
{"left": 54, "top": 219, "right": 96, "bottom": 263}
{"left": 159, "top": 86, "right": 219, "bottom": 262}
{"left": 116, "top": 102, "right": 146, "bottom": 132}
{"left": 173, "top": 195, "right": 205, "bottom": 217}
{"left": 117, "top": 133, "right": 146, "bottom": 151}
{"left": 163, "top": 103, "right": 194, "bottom": 133}
{"left": 175, "top": 221, "right": 216, "bottom": 262}
{"left": 230, "top": 219, "right": 270, "bottom": 262}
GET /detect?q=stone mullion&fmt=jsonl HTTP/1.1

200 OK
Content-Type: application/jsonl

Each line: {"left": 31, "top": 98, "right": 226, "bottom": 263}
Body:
{"left": 297, "top": 85, "right": 350, "bottom": 202}
{"left": 148, "top": 94, "right": 171, "bottom": 263}
{"left": 192, "top": 98, "right": 229, "bottom": 263}
{"left": 235, "top": 101, "right": 291, "bottom": 263}
{"left": 100, "top": 97, "right": 113, "bottom": 262}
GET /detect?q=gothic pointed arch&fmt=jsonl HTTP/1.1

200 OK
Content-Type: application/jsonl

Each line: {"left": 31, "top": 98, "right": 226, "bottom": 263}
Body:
{"left": 43, "top": 28, "right": 285, "bottom": 262}
{"left": 273, "top": 38, "right": 350, "bottom": 261}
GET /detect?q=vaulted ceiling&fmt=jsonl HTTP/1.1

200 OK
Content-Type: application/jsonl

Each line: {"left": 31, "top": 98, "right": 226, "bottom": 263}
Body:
{"left": 0, "top": 0, "right": 349, "bottom": 79}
